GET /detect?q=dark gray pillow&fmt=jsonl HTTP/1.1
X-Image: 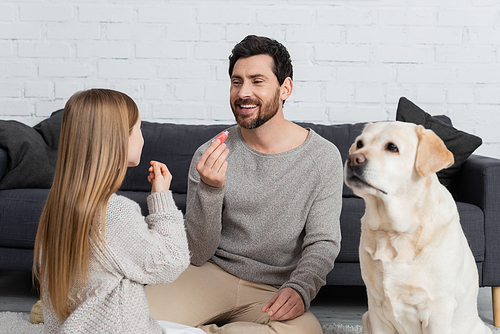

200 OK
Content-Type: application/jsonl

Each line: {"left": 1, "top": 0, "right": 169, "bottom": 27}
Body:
{"left": 396, "top": 97, "right": 482, "bottom": 191}
{"left": 0, "top": 109, "right": 63, "bottom": 190}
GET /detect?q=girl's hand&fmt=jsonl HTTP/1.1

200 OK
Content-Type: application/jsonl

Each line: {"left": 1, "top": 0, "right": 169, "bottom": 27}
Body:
{"left": 148, "top": 161, "right": 172, "bottom": 193}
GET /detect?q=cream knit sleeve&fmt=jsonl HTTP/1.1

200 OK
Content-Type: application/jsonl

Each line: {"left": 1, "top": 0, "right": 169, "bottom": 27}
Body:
{"left": 102, "top": 192, "right": 190, "bottom": 285}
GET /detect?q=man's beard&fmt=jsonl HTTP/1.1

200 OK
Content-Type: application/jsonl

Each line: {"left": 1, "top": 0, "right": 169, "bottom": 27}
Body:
{"left": 231, "top": 88, "right": 280, "bottom": 130}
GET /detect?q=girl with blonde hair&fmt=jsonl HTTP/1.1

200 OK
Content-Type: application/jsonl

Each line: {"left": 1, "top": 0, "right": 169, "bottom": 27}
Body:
{"left": 33, "top": 88, "right": 202, "bottom": 333}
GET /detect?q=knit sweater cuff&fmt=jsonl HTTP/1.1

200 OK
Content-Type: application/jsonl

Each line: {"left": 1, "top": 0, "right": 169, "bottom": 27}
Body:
{"left": 198, "top": 179, "right": 225, "bottom": 195}
{"left": 147, "top": 190, "right": 178, "bottom": 214}
{"left": 280, "top": 283, "right": 311, "bottom": 310}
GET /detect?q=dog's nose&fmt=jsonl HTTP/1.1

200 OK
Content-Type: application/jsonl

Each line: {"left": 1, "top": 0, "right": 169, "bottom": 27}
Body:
{"left": 347, "top": 153, "right": 366, "bottom": 167}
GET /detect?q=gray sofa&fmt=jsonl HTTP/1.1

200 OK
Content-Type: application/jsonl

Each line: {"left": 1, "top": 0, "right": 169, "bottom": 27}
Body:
{"left": 0, "top": 98, "right": 499, "bottom": 324}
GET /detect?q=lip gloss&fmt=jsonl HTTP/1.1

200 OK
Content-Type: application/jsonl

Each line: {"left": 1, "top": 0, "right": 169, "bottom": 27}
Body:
{"left": 214, "top": 130, "right": 229, "bottom": 144}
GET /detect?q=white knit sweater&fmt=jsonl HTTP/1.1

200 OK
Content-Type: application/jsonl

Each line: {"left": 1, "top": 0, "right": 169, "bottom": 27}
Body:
{"left": 43, "top": 191, "right": 190, "bottom": 334}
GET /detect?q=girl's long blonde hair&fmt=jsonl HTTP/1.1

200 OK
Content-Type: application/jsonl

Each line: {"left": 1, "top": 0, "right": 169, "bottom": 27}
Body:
{"left": 33, "top": 89, "right": 139, "bottom": 321}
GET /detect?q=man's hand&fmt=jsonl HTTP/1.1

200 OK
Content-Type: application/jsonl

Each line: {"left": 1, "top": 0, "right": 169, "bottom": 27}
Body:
{"left": 196, "top": 138, "right": 229, "bottom": 188}
{"left": 261, "top": 287, "right": 305, "bottom": 322}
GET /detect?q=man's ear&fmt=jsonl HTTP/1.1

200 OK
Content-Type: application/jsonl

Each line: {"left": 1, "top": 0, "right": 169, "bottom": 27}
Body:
{"left": 280, "top": 77, "right": 293, "bottom": 102}
{"left": 415, "top": 125, "right": 454, "bottom": 177}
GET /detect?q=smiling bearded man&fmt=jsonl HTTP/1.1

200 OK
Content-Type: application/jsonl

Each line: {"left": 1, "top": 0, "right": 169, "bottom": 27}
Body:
{"left": 146, "top": 35, "right": 344, "bottom": 334}
{"left": 231, "top": 86, "right": 280, "bottom": 130}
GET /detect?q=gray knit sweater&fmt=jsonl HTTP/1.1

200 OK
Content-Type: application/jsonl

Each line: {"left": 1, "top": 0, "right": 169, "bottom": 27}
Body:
{"left": 43, "top": 191, "right": 190, "bottom": 334}
{"left": 185, "top": 126, "right": 343, "bottom": 309}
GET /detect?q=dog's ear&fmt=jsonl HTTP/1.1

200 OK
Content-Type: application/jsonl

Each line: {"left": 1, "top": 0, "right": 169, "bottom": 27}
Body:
{"left": 415, "top": 125, "right": 454, "bottom": 177}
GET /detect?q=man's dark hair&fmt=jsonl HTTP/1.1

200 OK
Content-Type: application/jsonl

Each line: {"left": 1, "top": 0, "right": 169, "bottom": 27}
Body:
{"left": 228, "top": 35, "right": 293, "bottom": 86}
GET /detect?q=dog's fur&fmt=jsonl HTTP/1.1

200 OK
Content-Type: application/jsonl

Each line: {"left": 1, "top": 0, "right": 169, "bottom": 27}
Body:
{"left": 345, "top": 121, "right": 491, "bottom": 334}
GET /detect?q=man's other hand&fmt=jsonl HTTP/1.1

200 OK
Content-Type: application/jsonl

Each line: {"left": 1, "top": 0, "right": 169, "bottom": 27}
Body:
{"left": 261, "top": 287, "right": 305, "bottom": 321}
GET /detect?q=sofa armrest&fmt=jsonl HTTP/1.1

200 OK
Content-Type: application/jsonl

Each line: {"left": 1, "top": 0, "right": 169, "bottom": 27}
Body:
{"left": 0, "top": 148, "right": 7, "bottom": 181}
{"left": 455, "top": 154, "right": 500, "bottom": 286}
{"left": 455, "top": 154, "right": 500, "bottom": 210}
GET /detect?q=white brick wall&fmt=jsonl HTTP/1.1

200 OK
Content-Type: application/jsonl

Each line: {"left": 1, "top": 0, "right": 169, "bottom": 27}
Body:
{"left": 1, "top": 0, "right": 500, "bottom": 158}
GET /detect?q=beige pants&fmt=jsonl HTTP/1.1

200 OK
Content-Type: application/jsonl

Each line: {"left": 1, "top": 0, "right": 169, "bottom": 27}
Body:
{"left": 145, "top": 262, "right": 323, "bottom": 334}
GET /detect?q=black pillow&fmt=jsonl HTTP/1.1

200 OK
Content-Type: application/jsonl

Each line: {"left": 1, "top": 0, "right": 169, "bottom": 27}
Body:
{"left": 396, "top": 97, "right": 482, "bottom": 191}
{"left": 0, "top": 109, "right": 63, "bottom": 190}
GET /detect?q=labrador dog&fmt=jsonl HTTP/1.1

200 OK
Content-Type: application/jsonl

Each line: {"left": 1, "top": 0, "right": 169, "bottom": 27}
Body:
{"left": 345, "top": 121, "right": 491, "bottom": 334}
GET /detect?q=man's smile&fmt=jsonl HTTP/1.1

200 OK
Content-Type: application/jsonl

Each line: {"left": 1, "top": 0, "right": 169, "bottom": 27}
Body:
{"left": 235, "top": 102, "right": 260, "bottom": 115}
{"left": 240, "top": 104, "right": 258, "bottom": 109}
{"left": 234, "top": 99, "right": 260, "bottom": 116}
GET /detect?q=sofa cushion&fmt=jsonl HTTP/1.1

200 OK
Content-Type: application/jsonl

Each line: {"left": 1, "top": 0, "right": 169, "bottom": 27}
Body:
{"left": 336, "top": 197, "right": 364, "bottom": 262}
{"left": 0, "top": 110, "right": 63, "bottom": 190}
{"left": 298, "top": 122, "right": 366, "bottom": 197}
{"left": 0, "top": 188, "right": 186, "bottom": 251}
{"left": 0, "top": 149, "right": 7, "bottom": 181}
{"left": 0, "top": 188, "right": 49, "bottom": 248}
{"left": 120, "top": 122, "right": 231, "bottom": 194}
{"left": 121, "top": 121, "right": 367, "bottom": 197}
{"left": 396, "top": 97, "right": 482, "bottom": 190}
{"left": 335, "top": 198, "right": 485, "bottom": 263}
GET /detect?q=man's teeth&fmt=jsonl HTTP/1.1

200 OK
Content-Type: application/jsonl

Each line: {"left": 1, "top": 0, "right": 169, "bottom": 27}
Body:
{"left": 240, "top": 104, "right": 257, "bottom": 109}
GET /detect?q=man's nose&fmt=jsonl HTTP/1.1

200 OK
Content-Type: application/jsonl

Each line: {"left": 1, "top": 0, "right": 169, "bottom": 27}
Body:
{"left": 237, "top": 81, "right": 252, "bottom": 99}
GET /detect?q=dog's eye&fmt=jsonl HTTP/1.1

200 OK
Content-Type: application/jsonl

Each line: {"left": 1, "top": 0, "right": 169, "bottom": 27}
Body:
{"left": 386, "top": 143, "right": 399, "bottom": 153}
{"left": 356, "top": 140, "right": 363, "bottom": 149}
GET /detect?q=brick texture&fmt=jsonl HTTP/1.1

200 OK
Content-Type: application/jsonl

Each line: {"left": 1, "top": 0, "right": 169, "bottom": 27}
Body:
{"left": 0, "top": 0, "right": 499, "bottom": 158}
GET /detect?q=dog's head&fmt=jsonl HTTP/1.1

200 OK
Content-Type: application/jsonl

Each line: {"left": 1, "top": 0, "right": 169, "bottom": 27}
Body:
{"left": 344, "top": 121, "right": 454, "bottom": 198}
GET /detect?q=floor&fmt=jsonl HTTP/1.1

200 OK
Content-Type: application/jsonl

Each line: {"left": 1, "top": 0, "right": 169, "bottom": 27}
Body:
{"left": 310, "top": 284, "right": 496, "bottom": 328}
{"left": 0, "top": 270, "right": 497, "bottom": 329}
